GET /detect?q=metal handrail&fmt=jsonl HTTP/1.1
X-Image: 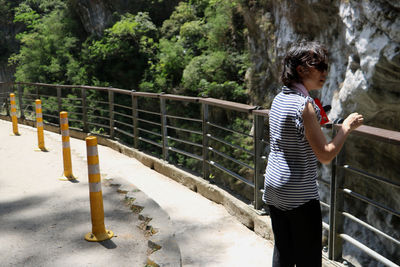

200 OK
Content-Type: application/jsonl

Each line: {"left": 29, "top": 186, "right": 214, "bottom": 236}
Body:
{"left": 1, "top": 81, "right": 399, "bottom": 266}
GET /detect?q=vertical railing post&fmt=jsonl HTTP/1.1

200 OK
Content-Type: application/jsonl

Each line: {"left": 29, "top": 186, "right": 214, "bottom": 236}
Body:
{"left": 0, "top": 83, "right": 3, "bottom": 112}
{"left": 17, "top": 85, "right": 25, "bottom": 120}
{"left": 202, "top": 103, "right": 210, "bottom": 180}
{"left": 5, "top": 84, "right": 10, "bottom": 116}
{"left": 131, "top": 91, "right": 139, "bottom": 149}
{"left": 329, "top": 126, "right": 345, "bottom": 260}
{"left": 160, "top": 95, "right": 168, "bottom": 161}
{"left": 36, "top": 85, "right": 40, "bottom": 100}
{"left": 81, "top": 88, "right": 88, "bottom": 132}
{"left": 108, "top": 90, "right": 114, "bottom": 139}
{"left": 57, "top": 87, "right": 62, "bottom": 123}
{"left": 253, "top": 113, "right": 265, "bottom": 210}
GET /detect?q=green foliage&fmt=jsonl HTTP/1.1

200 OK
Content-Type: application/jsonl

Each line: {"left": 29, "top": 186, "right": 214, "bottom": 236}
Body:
{"left": 10, "top": 7, "right": 80, "bottom": 84}
{"left": 181, "top": 51, "right": 248, "bottom": 101}
{"left": 81, "top": 12, "right": 158, "bottom": 88}
{"left": 160, "top": 2, "right": 197, "bottom": 39}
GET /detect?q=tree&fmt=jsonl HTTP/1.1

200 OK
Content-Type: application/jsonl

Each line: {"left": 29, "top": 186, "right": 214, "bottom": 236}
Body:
{"left": 9, "top": 2, "right": 82, "bottom": 84}
{"left": 81, "top": 12, "right": 158, "bottom": 89}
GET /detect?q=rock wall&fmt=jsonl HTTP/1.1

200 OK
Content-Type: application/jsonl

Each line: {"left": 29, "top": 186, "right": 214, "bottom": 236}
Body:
{"left": 69, "top": 0, "right": 113, "bottom": 36}
{"left": 242, "top": 0, "right": 400, "bottom": 130}
{"left": 68, "top": 0, "right": 181, "bottom": 36}
{"left": 239, "top": 0, "right": 400, "bottom": 265}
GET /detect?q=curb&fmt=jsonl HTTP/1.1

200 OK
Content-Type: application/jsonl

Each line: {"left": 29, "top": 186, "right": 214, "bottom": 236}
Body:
{"left": 104, "top": 176, "right": 182, "bottom": 267}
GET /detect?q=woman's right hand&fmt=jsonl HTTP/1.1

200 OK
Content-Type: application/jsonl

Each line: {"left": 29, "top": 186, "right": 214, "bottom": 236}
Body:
{"left": 342, "top": 113, "right": 364, "bottom": 133}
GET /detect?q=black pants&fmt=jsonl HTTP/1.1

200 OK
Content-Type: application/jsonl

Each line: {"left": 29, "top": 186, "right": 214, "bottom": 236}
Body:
{"left": 268, "top": 199, "right": 322, "bottom": 267}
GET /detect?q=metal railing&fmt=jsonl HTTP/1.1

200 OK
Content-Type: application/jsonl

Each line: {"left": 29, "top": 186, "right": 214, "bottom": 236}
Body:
{"left": 0, "top": 81, "right": 399, "bottom": 266}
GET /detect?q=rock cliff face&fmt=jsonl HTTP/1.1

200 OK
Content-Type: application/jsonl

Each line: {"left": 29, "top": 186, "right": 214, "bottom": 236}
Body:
{"left": 239, "top": 0, "right": 399, "bottom": 265}
{"left": 68, "top": 0, "right": 180, "bottom": 36}
{"left": 69, "top": 0, "right": 113, "bottom": 36}
{"left": 242, "top": 0, "right": 400, "bottom": 130}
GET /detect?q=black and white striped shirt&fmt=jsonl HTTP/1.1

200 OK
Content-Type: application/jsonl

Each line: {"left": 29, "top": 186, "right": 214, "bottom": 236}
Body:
{"left": 262, "top": 86, "right": 321, "bottom": 211}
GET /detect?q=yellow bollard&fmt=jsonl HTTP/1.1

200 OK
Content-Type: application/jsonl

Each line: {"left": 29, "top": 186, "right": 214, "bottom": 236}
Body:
{"left": 9, "top": 93, "right": 20, "bottom": 135}
{"left": 35, "top": 99, "right": 47, "bottom": 151}
{"left": 60, "top": 111, "right": 76, "bottom": 180}
{"left": 84, "top": 136, "right": 113, "bottom": 242}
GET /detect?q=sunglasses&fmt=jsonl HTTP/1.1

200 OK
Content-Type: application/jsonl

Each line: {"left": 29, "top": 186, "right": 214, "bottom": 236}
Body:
{"left": 310, "top": 61, "right": 328, "bottom": 72}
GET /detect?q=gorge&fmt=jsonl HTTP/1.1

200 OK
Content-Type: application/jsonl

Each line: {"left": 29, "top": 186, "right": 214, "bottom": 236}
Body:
{"left": 0, "top": 0, "right": 399, "bottom": 266}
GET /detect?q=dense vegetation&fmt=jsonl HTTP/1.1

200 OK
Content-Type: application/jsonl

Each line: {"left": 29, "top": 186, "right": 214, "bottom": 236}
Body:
{"left": 3, "top": 0, "right": 255, "bottom": 201}
{"left": 7, "top": 0, "right": 250, "bottom": 103}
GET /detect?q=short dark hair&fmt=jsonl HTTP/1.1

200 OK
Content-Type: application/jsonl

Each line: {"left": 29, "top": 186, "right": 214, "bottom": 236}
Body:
{"left": 281, "top": 41, "right": 328, "bottom": 87}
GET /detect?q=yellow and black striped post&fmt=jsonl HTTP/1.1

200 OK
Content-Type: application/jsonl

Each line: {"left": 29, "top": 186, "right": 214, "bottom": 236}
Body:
{"left": 35, "top": 99, "right": 47, "bottom": 151}
{"left": 60, "top": 111, "right": 75, "bottom": 180}
{"left": 85, "top": 136, "right": 113, "bottom": 242}
{"left": 9, "top": 93, "right": 20, "bottom": 135}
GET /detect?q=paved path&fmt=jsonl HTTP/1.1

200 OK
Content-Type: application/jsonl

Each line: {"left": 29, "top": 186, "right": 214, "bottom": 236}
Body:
{"left": 0, "top": 119, "right": 273, "bottom": 266}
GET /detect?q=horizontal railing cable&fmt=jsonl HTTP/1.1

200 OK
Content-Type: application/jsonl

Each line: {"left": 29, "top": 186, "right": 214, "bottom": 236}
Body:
{"left": 165, "top": 114, "right": 202, "bottom": 123}
{"left": 343, "top": 165, "right": 400, "bottom": 189}
{"left": 136, "top": 108, "right": 160, "bottom": 116}
{"left": 342, "top": 188, "right": 400, "bottom": 218}
{"left": 166, "top": 125, "right": 202, "bottom": 136}
{"left": 138, "top": 136, "right": 162, "bottom": 148}
{"left": 341, "top": 211, "right": 400, "bottom": 246}
{"left": 168, "top": 146, "right": 202, "bottom": 161}
{"left": 167, "top": 136, "right": 203, "bottom": 148}
{"left": 207, "top": 121, "right": 253, "bottom": 138}
{"left": 320, "top": 201, "right": 330, "bottom": 209}
{"left": 339, "top": 234, "right": 399, "bottom": 267}
{"left": 113, "top": 110, "right": 133, "bottom": 119}
{"left": 322, "top": 221, "right": 329, "bottom": 231}
{"left": 138, "top": 127, "right": 162, "bottom": 137}
{"left": 207, "top": 133, "right": 254, "bottom": 156}
{"left": 113, "top": 102, "right": 132, "bottom": 110}
{"left": 114, "top": 127, "right": 134, "bottom": 138}
{"left": 208, "top": 146, "right": 254, "bottom": 170}
{"left": 114, "top": 120, "right": 134, "bottom": 128}
{"left": 42, "top": 113, "right": 59, "bottom": 119}
{"left": 208, "top": 160, "right": 254, "bottom": 187}
{"left": 136, "top": 118, "right": 161, "bottom": 127}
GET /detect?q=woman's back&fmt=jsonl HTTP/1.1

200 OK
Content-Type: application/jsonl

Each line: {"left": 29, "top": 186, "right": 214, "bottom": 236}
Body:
{"left": 263, "top": 86, "right": 320, "bottom": 211}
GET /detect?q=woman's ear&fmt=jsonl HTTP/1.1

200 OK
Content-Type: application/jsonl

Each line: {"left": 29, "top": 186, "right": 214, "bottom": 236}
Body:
{"left": 296, "top": 65, "right": 305, "bottom": 77}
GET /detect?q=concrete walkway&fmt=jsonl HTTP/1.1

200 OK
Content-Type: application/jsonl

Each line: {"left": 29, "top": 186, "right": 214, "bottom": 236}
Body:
{"left": 0, "top": 119, "right": 273, "bottom": 266}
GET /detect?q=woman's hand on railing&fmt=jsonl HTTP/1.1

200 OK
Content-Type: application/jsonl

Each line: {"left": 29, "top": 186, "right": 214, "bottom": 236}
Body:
{"left": 342, "top": 113, "right": 364, "bottom": 134}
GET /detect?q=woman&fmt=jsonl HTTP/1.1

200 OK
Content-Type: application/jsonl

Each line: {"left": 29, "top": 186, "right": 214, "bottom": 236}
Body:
{"left": 263, "top": 41, "right": 364, "bottom": 267}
